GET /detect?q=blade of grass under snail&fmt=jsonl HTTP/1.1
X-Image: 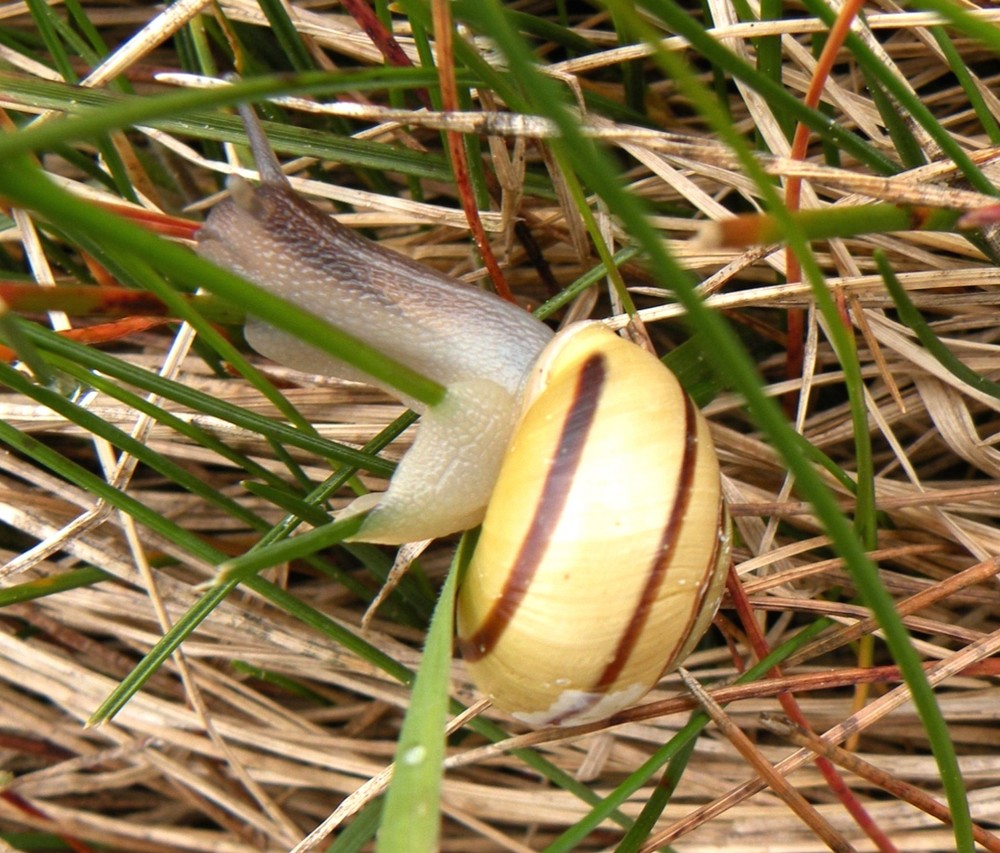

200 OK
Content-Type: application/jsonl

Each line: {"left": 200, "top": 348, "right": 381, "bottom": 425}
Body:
{"left": 245, "top": 405, "right": 437, "bottom": 624}
{"left": 465, "top": 0, "right": 972, "bottom": 848}
{"left": 375, "top": 535, "right": 465, "bottom": 853}
{"left": 239, "top": 484, "right": 431, "bottom": 625}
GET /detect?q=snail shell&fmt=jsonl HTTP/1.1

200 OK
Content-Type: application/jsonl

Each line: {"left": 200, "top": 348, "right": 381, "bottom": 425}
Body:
{"left": 456, "top": 323, "right": 730, "bottom": 727}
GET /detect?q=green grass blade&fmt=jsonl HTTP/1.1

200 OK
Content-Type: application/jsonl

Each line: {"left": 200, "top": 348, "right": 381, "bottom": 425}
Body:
{"left": 928, "top": 25, "right": 1000, "bottom": 144}
{"left": 0, "top": 153, "right": 446, "bottom": 409}
{"left": 255, "top": 0, "right": 318, "bottom": 71}
{"left": 24, "top": 0, "right": 75, "bottom": 82}
{"left": 862, "top": 70, "right": 927, "bottom": 169}
{"left": 215, "top": 515, "right": 365, "bottom": 586}
{"left": 47, "top": 354, "right": 288, "bottom": 488}
{"left": 877, "top": 251, "right": 1000, "bottom": 400}
{"left": 545, "top": 620, "right": 831, "bottom": 852}
{"left": 375, "top": 538, "right": 466, "bottom": 853}
{"left": 911, "top": 0, "right": 1000, "bottom": 56}
{"left": 0, "top": 360, "right": 263, "bottom": 529}
{"left": 23, "top": 324, "right": 394, "bottom": 476}
{"left": 611, "top": 1, "right": 897, "bottom": 173}
{"left": 329, "top": 799, "right": 384, "bottom": 851}
{"left": 615, "top": 728, "right": 697, "bottom": 853}
{"left": 0, "top": 417, "right": 221, "bottom": 565}
{"left": 800, "top": 0, "right": 995, "bottom": 196}
{"left": 0, "top": 68, "right": 445, "bottom": 158}
{"left": 0, "top": 567, "right": 111, "bottom": 606}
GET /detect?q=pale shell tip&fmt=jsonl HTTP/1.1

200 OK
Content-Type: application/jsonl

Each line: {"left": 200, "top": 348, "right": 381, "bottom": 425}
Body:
{"left": 510, "top": 682, "right": 650, "bottom": 727}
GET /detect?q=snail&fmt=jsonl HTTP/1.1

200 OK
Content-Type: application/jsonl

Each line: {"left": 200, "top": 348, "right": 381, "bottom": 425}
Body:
{"left": 196, "top": 104, "right": 731, "bottom": 727}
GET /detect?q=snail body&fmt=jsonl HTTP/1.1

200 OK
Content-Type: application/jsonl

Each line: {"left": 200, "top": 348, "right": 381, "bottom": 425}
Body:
{"left": 198, "top": 105, "right": 730, "bottom": 726}
{"left": 197, "top": 105, "right": 552, "bottom": 543}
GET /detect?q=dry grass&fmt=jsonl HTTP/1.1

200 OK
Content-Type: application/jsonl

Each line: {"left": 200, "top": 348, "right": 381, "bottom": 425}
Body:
{"left": 1, "top": 1, "right": 1000, "bottom": 851}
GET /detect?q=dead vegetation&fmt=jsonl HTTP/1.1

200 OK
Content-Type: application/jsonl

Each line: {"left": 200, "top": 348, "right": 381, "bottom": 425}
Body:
{"left": 0, "top": 1, "right": 999, "bottom": 851}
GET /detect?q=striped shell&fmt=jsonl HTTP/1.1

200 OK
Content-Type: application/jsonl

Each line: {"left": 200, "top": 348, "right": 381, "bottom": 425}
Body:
{"left": 456, "top": 324, "right": 730, "bottom": 727}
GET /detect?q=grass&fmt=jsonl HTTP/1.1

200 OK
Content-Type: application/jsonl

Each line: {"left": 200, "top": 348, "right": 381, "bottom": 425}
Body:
{"left": 1, "top": 1, "right": 1000, "bottom": 851}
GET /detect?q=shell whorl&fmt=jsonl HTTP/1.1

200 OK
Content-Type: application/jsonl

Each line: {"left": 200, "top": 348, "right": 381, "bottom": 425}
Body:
{"left": 456, "top": 324, "right": 730, "bottom": 727}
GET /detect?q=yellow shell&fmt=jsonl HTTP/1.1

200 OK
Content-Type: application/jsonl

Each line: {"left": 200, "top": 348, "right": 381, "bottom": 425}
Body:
{"left": 456, "top": 324, "right": 730, "bottom": 727}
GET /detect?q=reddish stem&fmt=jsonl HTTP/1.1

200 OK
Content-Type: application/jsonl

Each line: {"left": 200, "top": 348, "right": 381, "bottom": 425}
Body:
{"left": 0, "top": 790, "right": 96, "bottom": 853}
{"left": 0, "top": 317, "right": 168, "bottom": 363}
{"left": 783, "top": 0, "right": 867, "bottom": 406}
{"left": 431, "top": 0, "right": 515, "bottom": 303}
{"left": 338, "top": 0, "right": 431, "bottom": 109}
{"left": 726, "top": 569, "right": 899, "bottom": 853}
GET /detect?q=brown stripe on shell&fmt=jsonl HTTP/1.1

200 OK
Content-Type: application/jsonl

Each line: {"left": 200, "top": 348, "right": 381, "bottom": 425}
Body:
{"left": 655, "top": 483, "right": 729, "bottom": 680}
{"left": 459, "top": 352, "right": 608, "bottom": 663}
{"left": 592, "top": 392, "right": 700, "bottom": 692}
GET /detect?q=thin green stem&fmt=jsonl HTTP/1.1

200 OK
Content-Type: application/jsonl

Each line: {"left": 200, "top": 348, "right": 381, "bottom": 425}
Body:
{"left": 877, "top": 251, "right": 1000, "bottom": 400}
